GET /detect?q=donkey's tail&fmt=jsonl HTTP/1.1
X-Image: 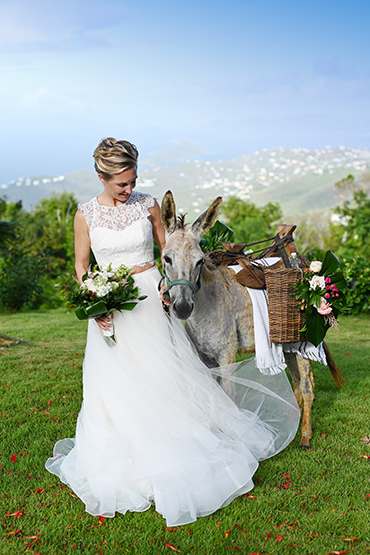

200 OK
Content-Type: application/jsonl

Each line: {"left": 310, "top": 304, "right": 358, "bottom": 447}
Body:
{"left": 323, "top": 341, "right": 345, "bottom": 387}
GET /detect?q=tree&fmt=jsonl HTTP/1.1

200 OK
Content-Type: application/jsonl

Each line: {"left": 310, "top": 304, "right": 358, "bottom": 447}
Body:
{"left": 330, "top": 189, "right": 370, "bottom": 259}
{"left": 0, "top": 193, "right": 79, "bottom": 310}
{"left": 21, "top": 192, "right": 78, "bottom": 279}
{"left": 221, "top": 197, "right": 283, "bottom": 245}
{"left": 334, "top": 172, "right": 370, "bottom": 205}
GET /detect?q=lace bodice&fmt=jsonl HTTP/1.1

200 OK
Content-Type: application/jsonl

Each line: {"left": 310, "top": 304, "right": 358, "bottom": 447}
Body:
{"left": 80, "top": 191, "right": 156, "bottom": 269}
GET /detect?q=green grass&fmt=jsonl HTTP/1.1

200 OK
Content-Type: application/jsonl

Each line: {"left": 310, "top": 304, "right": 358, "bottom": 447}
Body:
{"left": 0, "top": 309, "right": 370, "bottom": 554}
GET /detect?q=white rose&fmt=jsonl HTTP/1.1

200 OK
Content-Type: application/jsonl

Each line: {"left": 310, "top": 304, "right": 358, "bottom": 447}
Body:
{"left": 310, "top": 260, "right": 322, "bottom": 273}
{"left": 84, "top": 278, "right": 97, "bottom": 293}
{"left": 309, "top": 275, "right": 325, "bottom": 291}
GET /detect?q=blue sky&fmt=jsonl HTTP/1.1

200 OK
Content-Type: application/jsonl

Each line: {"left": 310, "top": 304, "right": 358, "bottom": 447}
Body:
{"left": 1, "top": 0, "right": 369, "bottom": 182}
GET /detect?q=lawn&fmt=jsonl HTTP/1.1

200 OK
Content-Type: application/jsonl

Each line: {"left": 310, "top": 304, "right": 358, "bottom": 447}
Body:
{"left": 0, "top": 309, "right": 370, "bottom": 554}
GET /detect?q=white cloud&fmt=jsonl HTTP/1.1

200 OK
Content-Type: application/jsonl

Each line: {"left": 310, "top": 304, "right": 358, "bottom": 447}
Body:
{"left": 0, "top": 0, "right": 131, "bottom": 54}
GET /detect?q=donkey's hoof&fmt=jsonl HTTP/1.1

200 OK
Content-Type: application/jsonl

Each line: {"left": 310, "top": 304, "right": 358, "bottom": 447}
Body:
{"left": 299, "top": 443, "right": 310, "bottom": 451}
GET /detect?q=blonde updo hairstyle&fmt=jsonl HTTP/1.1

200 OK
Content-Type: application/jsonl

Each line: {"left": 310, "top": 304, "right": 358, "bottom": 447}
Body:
{"left": 93, "top": 137, "right": 139, "bottom": 180}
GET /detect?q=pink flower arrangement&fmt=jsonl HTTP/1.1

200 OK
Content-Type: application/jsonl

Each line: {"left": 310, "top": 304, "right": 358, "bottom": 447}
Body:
{"left": 291, "top": 251, "right": 347, "bottom": 346}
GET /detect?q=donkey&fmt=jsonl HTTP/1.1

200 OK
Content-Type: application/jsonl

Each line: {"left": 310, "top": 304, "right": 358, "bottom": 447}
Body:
{"left": 160, "top": 190, "right": 342, "bottom": 449}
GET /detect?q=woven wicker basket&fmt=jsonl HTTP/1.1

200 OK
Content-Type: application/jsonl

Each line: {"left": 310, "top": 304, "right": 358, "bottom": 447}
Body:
{"left": 264, "top": 267, "right": 305, "bottom": 343}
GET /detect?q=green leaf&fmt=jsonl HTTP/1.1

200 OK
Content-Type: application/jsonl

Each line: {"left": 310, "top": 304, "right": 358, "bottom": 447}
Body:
{"left": 120, "top": 302, "right": 138, "bottom": 311}
{"left": 75, "top": 306, "right": 89, "bottom": 320}
{"left": 200, "top": 220, "right": 234, "bottom": 252}
{"left": 320, "top": 251, "right": 341, "bottom": 276}
{"left": 305, "top": 309, "right": 330, "bottom": 347}
{"left": 85, "top": 300, "right": 108, "bottom": 318}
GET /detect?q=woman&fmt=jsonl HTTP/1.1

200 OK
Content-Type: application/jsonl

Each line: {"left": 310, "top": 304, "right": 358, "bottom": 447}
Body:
{"left": 46, "top": 138, "right": 300, "bottom": 526}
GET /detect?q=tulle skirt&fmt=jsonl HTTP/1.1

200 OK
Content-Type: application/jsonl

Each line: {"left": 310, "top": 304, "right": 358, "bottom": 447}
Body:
{"left": 46, "top": 266, "right": 300, "bottom": 526}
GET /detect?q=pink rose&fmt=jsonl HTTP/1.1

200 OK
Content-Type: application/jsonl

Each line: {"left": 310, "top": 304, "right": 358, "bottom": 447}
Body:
{"left": 324, "top": 292, "right": 330, "bottom": 299}
{"left": 325, "top": 277, "right": 331, "bottom": 284}
{"left": 317, "top": 300, "right": 332, "bottom": 315}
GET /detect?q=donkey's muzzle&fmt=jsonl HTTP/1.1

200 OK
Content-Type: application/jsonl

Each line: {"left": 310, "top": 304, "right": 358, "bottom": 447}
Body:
{"left": 172, "top": 299, "right": 194, "bottom": 320}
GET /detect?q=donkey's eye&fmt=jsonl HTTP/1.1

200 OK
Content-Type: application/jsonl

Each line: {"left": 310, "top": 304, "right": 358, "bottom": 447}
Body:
{"left": 196, "top": 259, "right": 205, "bottom": 267}
{"left": 164, "top": 255, "right": 172, "bottom": 265}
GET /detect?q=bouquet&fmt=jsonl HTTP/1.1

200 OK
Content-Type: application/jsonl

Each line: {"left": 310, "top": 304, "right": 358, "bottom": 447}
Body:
{"left": 291, "top": 251, "right": 348, "bottom": 347}
{"left": 67, "top": 264, "right": 147, "bottom": 345}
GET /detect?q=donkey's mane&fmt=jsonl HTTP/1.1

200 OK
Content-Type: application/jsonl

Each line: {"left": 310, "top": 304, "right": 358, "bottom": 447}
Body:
{"left": 176, "top": 213, "right": 189, "bottom": 229}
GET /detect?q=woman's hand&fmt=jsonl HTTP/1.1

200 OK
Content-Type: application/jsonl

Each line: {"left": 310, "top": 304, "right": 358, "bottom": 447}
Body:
{"left": 95, "top": 314, "right": 113, "bottom": 332}
{"left": 159, "top": 282, "right": 171, "bottom": 306}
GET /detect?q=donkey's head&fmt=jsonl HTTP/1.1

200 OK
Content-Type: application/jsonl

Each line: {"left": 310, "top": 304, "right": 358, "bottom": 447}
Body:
{"left": 160, "top": 190, "right": 222, "bottom": 320}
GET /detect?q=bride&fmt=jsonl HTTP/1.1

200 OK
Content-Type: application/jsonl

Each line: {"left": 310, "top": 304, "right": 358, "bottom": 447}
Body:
{"left": 45, "top": 137, "right": 300, "bottom": 526}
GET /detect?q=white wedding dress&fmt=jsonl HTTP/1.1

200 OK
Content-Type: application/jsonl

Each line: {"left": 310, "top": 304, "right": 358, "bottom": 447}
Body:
{"left": 46, "top": 191, "right": 300, "bottom": 526}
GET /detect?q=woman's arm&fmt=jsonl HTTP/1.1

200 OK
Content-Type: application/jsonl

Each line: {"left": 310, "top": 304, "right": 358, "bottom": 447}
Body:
{"left": 74, "top": 209, "right": 91, "bottom": 284}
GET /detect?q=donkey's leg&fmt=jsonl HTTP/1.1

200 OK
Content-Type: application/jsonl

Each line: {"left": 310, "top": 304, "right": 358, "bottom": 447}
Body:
{"left": 296, "top": 355, "right": 315, "bottom": 449}
{"left": 218, "top": 350, "right": 238, "bottom": 400}
{"left": 284, "top": 353, "right": 315, "bottom": 449}
{"left": 284, "top": 352, "right": 303, "bottom": 409}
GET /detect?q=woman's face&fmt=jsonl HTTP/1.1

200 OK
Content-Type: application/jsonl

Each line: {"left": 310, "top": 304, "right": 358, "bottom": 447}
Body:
{"left": 99, "top": 167, "right": 137, "bottom": 205}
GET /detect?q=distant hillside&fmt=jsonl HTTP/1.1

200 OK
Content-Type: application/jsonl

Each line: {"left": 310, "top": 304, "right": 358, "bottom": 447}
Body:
{"left": 1, "top": 146, "right": 369, "bottom": 218}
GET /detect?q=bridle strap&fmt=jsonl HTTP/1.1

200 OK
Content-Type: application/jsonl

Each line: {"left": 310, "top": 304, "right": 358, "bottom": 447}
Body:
{"left": 158, "top": 260, "right": 205, "bottom": 298}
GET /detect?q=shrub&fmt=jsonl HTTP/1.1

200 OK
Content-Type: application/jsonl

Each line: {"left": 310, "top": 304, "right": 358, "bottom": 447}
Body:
{"left": 0, "top": 247, "right": 48, "bottom": 311}
{"left": 342, "top": 255, "right": 370, "bottom": 314}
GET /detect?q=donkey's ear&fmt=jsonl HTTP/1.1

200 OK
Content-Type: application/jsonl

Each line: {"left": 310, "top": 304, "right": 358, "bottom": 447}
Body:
{"left": 161, "top": 190, "right": 177, "bottom": 233}
{"left": 191, "top": 196, "right": 222, "bottom": 238}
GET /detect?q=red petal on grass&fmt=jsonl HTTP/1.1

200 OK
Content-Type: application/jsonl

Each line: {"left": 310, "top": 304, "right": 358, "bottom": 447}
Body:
{"left": 344, "top": 353, "right": 350, "bottom": 356}
{"left": 10, "top": 455, "right": 17, "bottom": 463}
{"left": 47, "top": 400, "right": 51, "bottom": 406}
{"left": 359, "top": 455, "right": 370, "bottom": 459}
{"left": 366, "top": 494, "right": 370, "bottom": 498}
{"left": 277, "top": 535, "right": 283, "bottom": 541}
{"left": 321, "top": 433, "right": 328, "bottom": 437}
{"left": 68, "top": 490, "right": 77, "bottom": 498}
{"left": 328, "top": 552, "right": 348, "bottom": 554}
{"left": 224, "top": 529, "right": 231, "bottom": 539}
{"left": 34, "top": 488, "right": 45, "bottom": 494}
{"left": 98, "top": 516, "right": 105, "bottom": 523}
{"left": 342, "top": 538, "right": 359, "bottom": 542}
{"left": 9, "top": 511, "right": 22, "bottom": 517}
{"left": 164, "top": 542, "right": 182, "bottom": 552}
{"left": 3, "top": 529, "right": 21, "bottom": 536}
{"left": 216, "top": 521, "right": 221, "bottom": 528}
{"left": 267, "top": 532, "right": 271, "bottom": 538}
{"left": 245, "top": 494, "right": 255, "bottom": 498}
{"left": 284, "top": 474, "right": 290, "bottom": 478}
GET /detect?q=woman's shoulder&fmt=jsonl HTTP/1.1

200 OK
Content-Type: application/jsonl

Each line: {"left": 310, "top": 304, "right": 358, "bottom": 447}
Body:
{"left": 78, "top": 197, "right": 98, "bottom": 228}
{"left": 79, "top": 197, "right": 97, "bottom": 211}
{"left": 129, "top": 190, "right": 156, "bottom": 210}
